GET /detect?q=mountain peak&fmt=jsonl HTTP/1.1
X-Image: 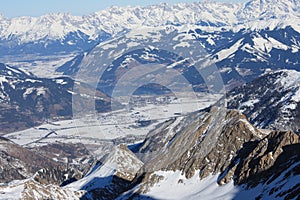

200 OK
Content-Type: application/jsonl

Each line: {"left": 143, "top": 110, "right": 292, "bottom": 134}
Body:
{"left": 244, "top": 0, "right": 299, "bottom": 11}
{"left": 119, "top": 107, "right": 300, "bottom": 199}
{"left": 0, "top": 0, "right": 299, "bottom": 44}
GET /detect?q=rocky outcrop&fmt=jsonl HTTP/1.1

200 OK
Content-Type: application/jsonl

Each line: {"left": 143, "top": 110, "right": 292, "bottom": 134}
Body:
{"left": 219, "top": 130, "right": 300, "bottom": 186}
{"left": 34, "top": 167, "right": 82, "bottom": 186}
{"left": 133, "top": 107, "right": 264, "bottom": 193}
{"left": 114, "top": 144, "right": 144, "bottom": 182}
{"left": 0, "top": 179, "right": 85, "bottom": 200}
{"left": 67, "top": 144, "right": 143, "bottom": 200}
{"left": 0, "top": 138, "right": 95, "bottom": 199}
{"left": 123, "top": 107, "right": 299, "bottom": 199}
{"left": 22, "top": 180, "right": 84, "bottom": 199}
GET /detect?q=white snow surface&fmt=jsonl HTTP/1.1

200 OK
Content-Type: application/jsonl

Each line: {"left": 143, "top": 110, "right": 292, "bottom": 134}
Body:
{"left": 145, "top": 171, "right": 237, "bottom": 200}
{"left": 0, "top": 180, "right": 25, "bottom": 200}
{"left": 119, "top": 161, "right": 300, "bottom": 200}
{"left": 118, "top": 170, "right": 238, "bottom": 200}
{"left": 276, "top": 70, "right": 300, "bottom": 88}
{"left": 276, "top": 70, "right": 300, "bottom": 103}
{"left": 215, "top": 39, "right": 243, "bottom": 61}
{"left": 3, "top": 54, "right": 76, "bottom": 78}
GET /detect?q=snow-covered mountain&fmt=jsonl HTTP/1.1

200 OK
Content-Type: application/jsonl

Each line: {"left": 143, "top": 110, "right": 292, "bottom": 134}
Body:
{"left": 201, "top": 26, "right": 300, "bottom": 88}
{"left": 55, "top": 107, "right": 299, "bottom": 199}
{"left": 0, "top": 63, "right": 75, "bottom": 133}
{"left": 227, "top": 69, "right": 300, "bottom": 133}
{"left": 1, "top": 0, "right": 299, "bottom": 88}
{"left": 54, "top": 24, "right": 300, "bottom": 96}
{"left": 0, "top": 63, "right": 112, "bottom": 133}
{"left": 121, "top": 108, "right": 299, "bottom": 200}
{"left": 0, "top": 0, "right": 299, "bottom": 56}
{"left": 0, "top": 0, "right": 300, "bottom": 199}
{"left": 1, "top": 0, "right": 299, "bottom": 39}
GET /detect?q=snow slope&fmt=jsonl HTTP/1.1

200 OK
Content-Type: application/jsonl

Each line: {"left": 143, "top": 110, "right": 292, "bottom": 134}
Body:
{"left": 119, "top": 171, "right": 238, "bottom": 200}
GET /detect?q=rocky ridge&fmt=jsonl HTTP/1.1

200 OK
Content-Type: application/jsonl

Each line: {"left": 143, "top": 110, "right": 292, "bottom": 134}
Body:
{"left": 227, "top": 70, "right": 300, "bottom": 133}
{"left": 118, "top": 107, "right": 300, "bottom": 199}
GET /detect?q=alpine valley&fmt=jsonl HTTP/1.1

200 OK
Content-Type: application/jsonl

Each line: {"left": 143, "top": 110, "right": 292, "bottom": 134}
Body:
{"left": 0, "top": 0, "right": 299, "bottom": 199}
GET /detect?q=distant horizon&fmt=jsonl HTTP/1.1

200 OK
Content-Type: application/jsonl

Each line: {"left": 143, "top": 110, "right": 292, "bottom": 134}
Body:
{"left": 0, "top": 0, "right": 248, "bottom": 18}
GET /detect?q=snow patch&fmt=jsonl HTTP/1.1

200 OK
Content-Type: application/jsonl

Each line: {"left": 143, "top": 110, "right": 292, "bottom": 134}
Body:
{"left": 215, "top": 39, "right": 243, "bottom": 61}
{"left": 23, "top": 87, "right": 46, "bottom": 98}
{"left": 120, "top": 171, "right": 238, "bottom": 200}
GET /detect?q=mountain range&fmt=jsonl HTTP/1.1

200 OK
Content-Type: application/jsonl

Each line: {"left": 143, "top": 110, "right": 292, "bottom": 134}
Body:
{"left": 0, "top": 0, "right": 299, "bottom": 199}
{"left": 55, "top": 25, "right": 300, "bottom": 94}
{"left": 0, "top": 63, "right": 112, "bottom": 134}
{"left": 0, "top": 0, "right": 299, "bottom": 56}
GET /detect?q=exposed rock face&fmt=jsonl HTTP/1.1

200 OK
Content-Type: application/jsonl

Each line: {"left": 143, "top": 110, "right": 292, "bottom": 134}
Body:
{"left": 0, "top": 138, "right": 94, "bottom": 199}
{"left": 122, "top": 107, "right": 299, "bottom": 199}
{"left": 114, "top": 144, "right": 144, "bottom": 182}
{"left": 34, "top": 167, "right": 82, "bottom": 186}
{"left": 219, "top": 130, "right": 300, "bottom": 186}
{"left": 134, "top": 107, "right": 263, "bottom": 192}
{"left": 228, "top": 131, "right": 299, "bottom": 200}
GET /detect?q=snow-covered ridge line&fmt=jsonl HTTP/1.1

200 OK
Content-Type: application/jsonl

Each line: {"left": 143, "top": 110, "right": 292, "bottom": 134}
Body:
{"left": 0, "top": 0, "right": 299, "bottom": 43}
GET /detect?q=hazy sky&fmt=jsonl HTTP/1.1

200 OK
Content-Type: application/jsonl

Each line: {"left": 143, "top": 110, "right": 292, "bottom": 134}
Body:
{"left": 0, "top": 0, "right": 248, "bottom": 18}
